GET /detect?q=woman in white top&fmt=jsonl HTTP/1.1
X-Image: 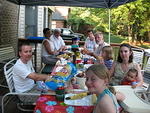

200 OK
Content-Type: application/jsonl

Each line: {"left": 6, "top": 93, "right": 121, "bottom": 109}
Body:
{"left": 42, "top": 28, "right": 61, "bottom": 65}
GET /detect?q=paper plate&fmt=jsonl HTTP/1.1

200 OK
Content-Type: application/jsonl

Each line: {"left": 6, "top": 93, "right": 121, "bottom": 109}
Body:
{"left": 64, "top": 93, "right": 94, "bottom": 106}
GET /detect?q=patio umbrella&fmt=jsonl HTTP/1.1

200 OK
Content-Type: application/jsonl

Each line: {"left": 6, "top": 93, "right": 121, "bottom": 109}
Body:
{"left": 7, "top": 0, "right": 137, "bottom": 43}
{"left": 6, "top": 0, "right": 137, "bottom": 8}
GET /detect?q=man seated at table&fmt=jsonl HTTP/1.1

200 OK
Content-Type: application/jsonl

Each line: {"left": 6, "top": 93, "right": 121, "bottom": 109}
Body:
{"left": 42, "top": 28, "right": 66, "bottom": 65}
{"left": 94, "top": 31, "right": 109, "bottom": 56}
{"left": 83, "top": 31, "right": 109, "bottom": 58}
{"left": 13, "top": 42, "right": 49, "bottom": 93}
{"left": 51, "top": 28, "right": 66, "bottom": 52}
{"left": 84, "top": 30, "right": 97, "bottom": 53}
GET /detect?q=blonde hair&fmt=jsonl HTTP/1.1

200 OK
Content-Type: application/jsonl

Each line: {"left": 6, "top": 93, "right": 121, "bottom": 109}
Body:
{"left": 86, "top": 64, "right": 110, "bottom": 82}
{"left": 86, "top": 64, "right": 116, "bottom": 94}
{"left": 102, "top": 46, "right": 113, "bottom": 60}
{"left": 94, "top": 31, "right": 103, "bottom": 36}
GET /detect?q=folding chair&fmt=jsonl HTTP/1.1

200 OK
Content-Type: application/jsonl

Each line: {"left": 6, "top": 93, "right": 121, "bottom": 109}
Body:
{"left": 143, "top": 57, "right": 150, "bottom": 85}
{"left": 139, "top": 56, "right": 150, "bottom": 103}
{"left": 1, "top": 59, "right": 41, "bottom": 113}
{"left": 132, "top": 48, "right": 144, "bottom": 67}
{"left": 0, "top": 46, "right": 16, "bottom": 88}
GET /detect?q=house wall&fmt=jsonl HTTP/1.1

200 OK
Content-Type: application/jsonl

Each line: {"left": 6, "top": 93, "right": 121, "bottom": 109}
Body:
{"left": 18, "top": 6, "right": 50, "bottom": 71}
{"left": 37, "top": 6, "right": 44, "bottom": 37}
{"left": 52, "top": 21, "right": 65, "bottom": 28}
{"left": 36, "top": 6, "right": 44, "bottom": 69}
{"left": 18, "top": 5, "right": 25, "bottom": 38}
{"left": 0, "top": 0, "right": 18, "bottom": 54}
{"left": 0, "top": 1, "right": 51, "bottom": 71}
{"left": 18, "top": 6, "right": 49, "bottom": 38}
{"left": 37, "top": 6, "right": 50, "bottom": 70}
{"left": 51, "top": 6, "right": 69, "bottom": 29}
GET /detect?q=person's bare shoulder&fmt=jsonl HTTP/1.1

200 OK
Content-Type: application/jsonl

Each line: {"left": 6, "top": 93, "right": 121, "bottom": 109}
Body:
{"left": 98, "top": 94, "right": 116, "bottom": 113}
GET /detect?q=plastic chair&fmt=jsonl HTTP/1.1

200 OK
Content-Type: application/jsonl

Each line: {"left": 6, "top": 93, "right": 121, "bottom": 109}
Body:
{"left": 143, "top": 57, "right": 150, "bottom": 84}
{"left": 132, "top": 48, "right": 144, "bottom": 67}
{"left": 0, "top": 46, "right": 15, "bottom": 88}
{"left": 1, "top": 59, "right": 41, "bottom": 113}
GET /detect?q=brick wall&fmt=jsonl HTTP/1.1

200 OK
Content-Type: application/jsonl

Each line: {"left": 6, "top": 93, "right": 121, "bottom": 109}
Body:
{"left": 56, "top": 21, "right": 65, "bottom": 28}
{"left": 0, "top": 2, "right": 51, "bottom": 71}
{"left": 0, "top": 0, "right": 19, "bottom": 54}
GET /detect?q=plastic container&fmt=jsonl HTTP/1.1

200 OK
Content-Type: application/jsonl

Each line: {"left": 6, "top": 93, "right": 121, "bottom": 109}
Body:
{"left": 55, "top": 89, "right": 65, "bottom": 95}
{"left": 56, "top": 94, "right": 65, "bottom": 101}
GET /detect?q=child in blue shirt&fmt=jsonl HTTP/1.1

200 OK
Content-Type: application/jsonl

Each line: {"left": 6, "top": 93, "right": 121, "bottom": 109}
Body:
{"left": 101, "top": 46, "right": 113, "bottom": 70}
{"left": 92, "top": 46, "right": 113, "bottom": 70}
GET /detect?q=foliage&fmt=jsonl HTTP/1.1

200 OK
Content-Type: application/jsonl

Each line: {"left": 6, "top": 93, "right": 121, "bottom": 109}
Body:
{"left": 68, "top": 0, "right": 150, "bottom": 43}
{"left": 68, "top": 7, "right": 108, "bottom": 32}
{"left": 111, "top": 0, "right": 150, "bottom": 42}
{"left": 103, "top": 33, "right": 127, "bottom": 44}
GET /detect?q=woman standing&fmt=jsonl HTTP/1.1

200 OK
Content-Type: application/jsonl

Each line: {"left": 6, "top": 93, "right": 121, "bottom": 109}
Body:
{"left": 110, "top": 43, "right": 143, "bottom": 87}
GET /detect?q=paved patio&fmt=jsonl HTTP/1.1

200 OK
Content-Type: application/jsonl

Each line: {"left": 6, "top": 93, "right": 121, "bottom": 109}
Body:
{"left": 0, "top": 80, "right": 34, "bottom": 113}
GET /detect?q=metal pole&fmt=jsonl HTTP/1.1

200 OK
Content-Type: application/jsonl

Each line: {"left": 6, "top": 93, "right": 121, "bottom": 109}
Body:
{"left": 108, "top": 8, "right": 111, "bottom": 44}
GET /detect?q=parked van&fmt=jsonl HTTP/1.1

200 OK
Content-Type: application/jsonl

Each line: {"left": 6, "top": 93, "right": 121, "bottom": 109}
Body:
{"left": 52, "top": 28, "right": 85, "bottom": 41}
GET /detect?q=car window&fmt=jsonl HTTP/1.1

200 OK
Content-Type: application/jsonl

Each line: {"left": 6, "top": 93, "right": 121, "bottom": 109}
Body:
{"left": 63, "top": 29, "right": 72, "bottom": 35}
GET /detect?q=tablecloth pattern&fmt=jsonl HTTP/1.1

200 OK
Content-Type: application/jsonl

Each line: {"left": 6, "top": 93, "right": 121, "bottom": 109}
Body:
{"left": 34, "top": 95, "right": 94, "bottom": 113}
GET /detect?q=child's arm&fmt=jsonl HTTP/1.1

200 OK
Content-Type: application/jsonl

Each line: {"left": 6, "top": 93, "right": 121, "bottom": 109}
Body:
{"left": 135, "top": 64, "right": 143, "bottom": 87}
{"left": 131, "top": 80, "right": 138, "bottom": 88}
{"left": 110, "top": 62, "right": 117, "bottom": 77}
{"left": 83, "top": 40, "right": 87, "bottom": 49}
{"left": 115, "top": 91, "right": 125, "bottom": 101}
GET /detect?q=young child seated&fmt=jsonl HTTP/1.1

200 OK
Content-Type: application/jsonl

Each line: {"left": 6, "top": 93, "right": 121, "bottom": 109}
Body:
{"left": 121, "top": 68, "right": 138, "bottom": 88}
{"left": 71, "top": 37, "right": 80, "bottom": 53}
{"left": 71, "top": 37, "right": 80, "bottom": 48}
{"left": 92, "top": 46, "right": 113, "bottom": 70}
{"left": 101, "top": 46, "right": 113, "bottom": 70}
{"left": 85, "top": 64, "right": 121, "bottom": 113}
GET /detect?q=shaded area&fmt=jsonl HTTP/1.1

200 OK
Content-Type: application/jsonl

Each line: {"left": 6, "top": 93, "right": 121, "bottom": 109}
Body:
{"left": 6, "top": 0, "right": 137, "bottom": 8}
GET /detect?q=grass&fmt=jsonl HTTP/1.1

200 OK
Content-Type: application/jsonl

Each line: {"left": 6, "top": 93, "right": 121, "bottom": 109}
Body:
{"left": 103, "top": 33, "right": 150, "bottom": 49}
{"left": 103, "top": 33, "right": 127, "bottom": 44}
{"left": 139, "top": 44, "right": 150, "bottom": 49}
{"left": 102, "top": 33, "right": 149, "bottom": 63}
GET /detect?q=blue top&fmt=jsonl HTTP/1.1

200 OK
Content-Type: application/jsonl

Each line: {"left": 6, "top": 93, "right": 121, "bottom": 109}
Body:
{"left": 104, "top": 59, "right": 113, "bottom": 70}
{"left": 72, "top": 37, "right": 80, "bottom": 41}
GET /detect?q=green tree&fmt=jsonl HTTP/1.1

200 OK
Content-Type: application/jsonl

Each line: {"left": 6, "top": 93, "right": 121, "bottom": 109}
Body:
{"left": 68, "top": 7, "right": 108, "bottom": 33}
{"left": 68, "top": 0, "right": 150, "bottom": 42}
{"left": 112, "top": 0, "right": 150, "bottom": 42}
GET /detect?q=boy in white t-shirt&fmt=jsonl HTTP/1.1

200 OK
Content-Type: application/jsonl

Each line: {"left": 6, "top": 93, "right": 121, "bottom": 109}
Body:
{"left": 13, "top": 43, "right": 49, "bottom": 93}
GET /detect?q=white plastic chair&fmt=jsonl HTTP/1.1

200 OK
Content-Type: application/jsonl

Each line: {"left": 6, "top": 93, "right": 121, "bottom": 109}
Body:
{"left": 132, "top": 48, "right": 144, "bottom": 67}
{"left": 143, "top": 57, "right": 150, "bottom": 84}
{"left": 0, "top": 46, "right": 15, "bottom": 88}
{"left": 1, "top": 59, "right": 41, "bottom": 113}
